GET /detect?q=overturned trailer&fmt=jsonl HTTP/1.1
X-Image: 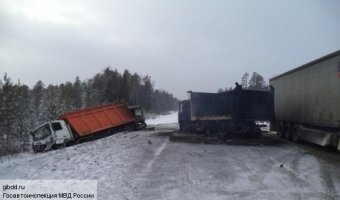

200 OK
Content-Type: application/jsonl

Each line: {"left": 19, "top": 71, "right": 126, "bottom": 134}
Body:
{"left": 178, "top": 85, "right": 274, "bottom": 138}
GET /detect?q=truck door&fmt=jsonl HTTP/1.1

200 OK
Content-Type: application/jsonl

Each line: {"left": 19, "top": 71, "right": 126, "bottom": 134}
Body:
{"left": 50, "top": 120, "right": 74, "bottom": 145}
{"left": 179, "top": 100, "right": 191, "bottom": 122}
{"left": 31, "top": 123, "right": 53, "bottom": 152}
{"left": 130, "top": 106, "right": 145, "bottom": 124}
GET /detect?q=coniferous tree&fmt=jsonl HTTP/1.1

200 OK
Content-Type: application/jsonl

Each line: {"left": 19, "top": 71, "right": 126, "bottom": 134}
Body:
{"left": 129, "top": 73, "right": 142, "bottom": 105}
{"left": 44, "top": 85, "right": 62, "bottom": 120}
{"left": 1, "top": 74, "right": 16, "bottom": 141}
{"left": 103, "top": 68, "right": 121, "bottom": 103}
{"left": 72, "top": 77, "right": 83, "bottom": 109}
{"left": 84, "top": 79, "right": 97, "bottom": 107}
{"left": 0, "top": 69, "right": 179, "bottom": 155}
{"left": 120, "top": 69, "right": 131, "bottom": 103}
{"left": 13, "top": 83, "right": 31, "bottom": 151}
{"left": 0, "top": 76, "right": 31, "bottom": 154}
{"left": 31, "top": 80, "right": 45, "bottom": 126}
{"left": 59, "top": 83, "right": 69, "bottom": 112}
{"left": 141, "top": 76, "right": 153, "bottom": 111}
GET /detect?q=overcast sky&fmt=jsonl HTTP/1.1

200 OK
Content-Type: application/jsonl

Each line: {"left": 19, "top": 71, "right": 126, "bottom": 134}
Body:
{"left": 1, "top": 0, "right": 339, "bottom": 99}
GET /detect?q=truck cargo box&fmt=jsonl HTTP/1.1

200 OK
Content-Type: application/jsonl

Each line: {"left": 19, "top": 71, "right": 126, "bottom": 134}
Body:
{"left": 179, "top": 87, "right": 274, "bottom": 137}
{"left": 270, "top": 50, "right": 340, "bottom": 128}
{"left": 190, "top": 89, "right": 274, "bottom": 121}
{"left": 58, "top": 102, "right": 135, "bottom": 137}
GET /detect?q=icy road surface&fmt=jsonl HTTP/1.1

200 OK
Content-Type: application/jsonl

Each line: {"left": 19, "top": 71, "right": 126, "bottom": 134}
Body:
{"left": 1, "top": 124, "right": 340, "bottom": 200}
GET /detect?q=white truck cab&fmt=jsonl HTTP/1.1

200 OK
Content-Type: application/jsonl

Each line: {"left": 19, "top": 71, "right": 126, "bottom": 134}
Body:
{"left": 31, "top": 120, "right": 74, "bottom": 152}
{"left": 128, "top": 105, "right": 146, "bottom": 129}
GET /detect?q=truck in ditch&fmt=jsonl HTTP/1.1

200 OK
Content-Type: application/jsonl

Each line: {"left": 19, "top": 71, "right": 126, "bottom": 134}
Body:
{"left": 30, "top": 102, "right": 146, "bottom": 152}
{"left": 178, "top": 84, "right": 274, "bottom": 138}
{"left": 270, "top": 50, "right": 340, "bottom": 150}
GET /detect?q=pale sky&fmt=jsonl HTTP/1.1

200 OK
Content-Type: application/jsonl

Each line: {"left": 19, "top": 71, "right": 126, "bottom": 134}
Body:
{"left": 1, "top": 0, "right": 339, "bottom": 99}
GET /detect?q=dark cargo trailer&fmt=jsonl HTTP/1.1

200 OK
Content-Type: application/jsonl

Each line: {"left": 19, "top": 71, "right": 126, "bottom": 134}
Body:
{"left": 178, "top": 85, "right": 274, "bottom": 138}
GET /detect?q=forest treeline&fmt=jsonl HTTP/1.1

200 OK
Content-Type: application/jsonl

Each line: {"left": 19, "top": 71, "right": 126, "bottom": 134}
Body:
{"left": 218, "top": 72, "right": 268, "bottom": 92}
{"left": 0, "top": 67, "right": 179, "bottom": 156}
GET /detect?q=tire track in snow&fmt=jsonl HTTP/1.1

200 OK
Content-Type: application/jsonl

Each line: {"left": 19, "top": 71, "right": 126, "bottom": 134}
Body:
{"left": 143, "top": 138, "right": 169, "bottom": 173}
{"left": 128, "top": 137, "right": 169, "bottom": 199}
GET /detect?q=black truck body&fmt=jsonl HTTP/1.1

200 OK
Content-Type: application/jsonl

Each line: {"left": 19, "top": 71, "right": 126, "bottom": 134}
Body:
{"left": 178, "top": 86, "right": 274, "bottom": 138}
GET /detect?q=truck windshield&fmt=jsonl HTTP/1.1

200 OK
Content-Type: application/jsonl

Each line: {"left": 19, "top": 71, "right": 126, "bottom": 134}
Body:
{"left": 32, "top": 124, "right": 52, "bottom": 141}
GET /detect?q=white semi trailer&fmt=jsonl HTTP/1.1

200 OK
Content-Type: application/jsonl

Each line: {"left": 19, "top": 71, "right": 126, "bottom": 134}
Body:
{"left": 270, "top": 50, "right": 340, "bottom": 150}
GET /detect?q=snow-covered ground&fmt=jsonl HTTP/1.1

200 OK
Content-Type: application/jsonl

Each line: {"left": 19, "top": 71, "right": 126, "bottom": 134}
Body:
{"left": 146, "top": 111, "right": 178, "bottom": 125}
{"left": 1, "top": 119, "right": 340, "bottom": 199}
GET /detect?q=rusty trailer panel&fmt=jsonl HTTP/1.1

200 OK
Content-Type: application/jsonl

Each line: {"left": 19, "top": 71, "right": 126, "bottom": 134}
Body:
{"left": 58, "top": 102, "right": 135, "bottom": 137}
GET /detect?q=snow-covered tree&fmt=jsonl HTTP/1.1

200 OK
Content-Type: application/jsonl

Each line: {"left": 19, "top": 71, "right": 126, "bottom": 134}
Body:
{"left": 0, "top": 69, "right": 179, "bottom": 155}
{"left": 0, "top": 74, "right": 16, "bottom": 142}
{"left": 13, "top": 83, "right": 32, "bottom": 151}
{"left": 43, "top": 85, "right": 63, "bottom": 120}
{"left": 0, "top": 75, "right": 32, "bottom": 155}
{"left": 129, "top": 73, "right": 142, "bottom": 105}
{"left": 120, "top": 69, "right": 131, "bottom": 103}
{"left": 31, "top": 80, "right": 46, "bottom": 127}
{"left": 141, "top": 76, "right": 153, "bottom": 111}
{"left": 72, "top": 77, "right": 83, "bottom": 109}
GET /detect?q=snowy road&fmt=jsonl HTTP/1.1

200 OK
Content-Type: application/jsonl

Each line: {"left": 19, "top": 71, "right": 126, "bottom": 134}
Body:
{"left": 1, "top": 123, "right": 340, "bottom": 200}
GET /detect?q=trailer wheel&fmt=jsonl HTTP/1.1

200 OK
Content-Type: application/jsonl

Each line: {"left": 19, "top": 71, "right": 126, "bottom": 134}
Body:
{"left": 291, "top": 125, "right": 300, "bottom": 143}
{"left": 284, "top": 123, "right": 292, "bottom": 140}
{"left": 278, "top": 122, "right": 285, "bottom": 138}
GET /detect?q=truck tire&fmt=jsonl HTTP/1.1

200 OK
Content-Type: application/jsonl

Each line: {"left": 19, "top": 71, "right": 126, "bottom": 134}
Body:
{"left": 291, "top": 124, "right": 300, "bottom": 143}
{"left": 284, "top": 123, "right": 292, "bottom": 140}
{"left": 32, "top": 145, "right": 39, "bottom": 153}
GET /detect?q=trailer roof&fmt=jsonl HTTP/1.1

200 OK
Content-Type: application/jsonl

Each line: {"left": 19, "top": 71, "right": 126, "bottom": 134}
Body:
{"left": 270, "top": 50, "right": 340, "bottom": 81}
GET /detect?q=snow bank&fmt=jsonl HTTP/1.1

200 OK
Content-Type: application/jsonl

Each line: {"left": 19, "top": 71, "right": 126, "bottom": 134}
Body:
{"left": 146, "top": 111, "right": 178, "bottom": 125}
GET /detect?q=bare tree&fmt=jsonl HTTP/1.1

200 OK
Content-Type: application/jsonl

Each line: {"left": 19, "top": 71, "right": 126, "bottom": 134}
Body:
{"left": 248, "top": 72, "right": 268, "bottom": 90}
{"left": 241, "top": 72, "right": 249, "bottom": 89}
